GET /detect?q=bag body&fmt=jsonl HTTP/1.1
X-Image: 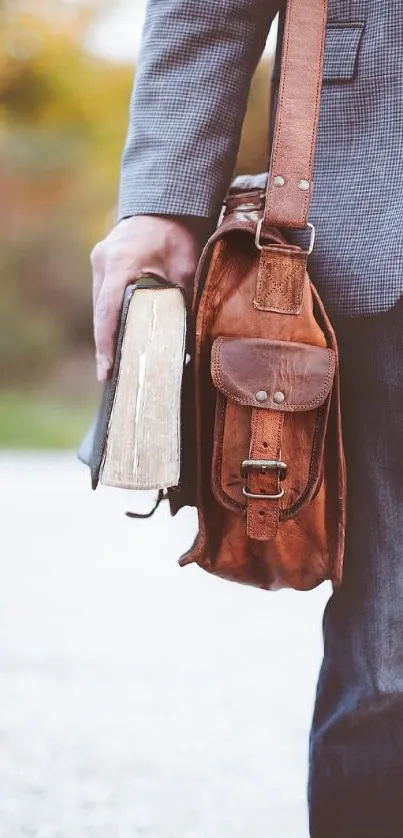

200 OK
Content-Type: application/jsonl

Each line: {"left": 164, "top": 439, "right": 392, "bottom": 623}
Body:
{"left": 175, "top": 0, "right": 347, "bottom": 590}
{"left": 178, "top": 182, "right": 346, "bottom": 590}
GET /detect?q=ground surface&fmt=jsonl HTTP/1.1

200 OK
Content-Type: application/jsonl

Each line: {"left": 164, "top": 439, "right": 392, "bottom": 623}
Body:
{"left": 0, "top": 453, "right": 331, "bottom": 838}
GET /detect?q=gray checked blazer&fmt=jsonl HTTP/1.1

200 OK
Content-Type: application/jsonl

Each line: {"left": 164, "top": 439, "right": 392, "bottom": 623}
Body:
{"left": 118, "top": 1, "right": 403, "bottom": 317}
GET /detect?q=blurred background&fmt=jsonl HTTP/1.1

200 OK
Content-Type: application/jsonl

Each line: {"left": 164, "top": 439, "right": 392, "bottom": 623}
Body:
{"left": 0, "top": 0, "right": 275, "bottom": 448}
{"left": 0, "top": 3, "right": 330, "bottom": 837}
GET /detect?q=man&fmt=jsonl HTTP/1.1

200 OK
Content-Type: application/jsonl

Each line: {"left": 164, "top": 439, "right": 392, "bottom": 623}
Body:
{"left": 90, "top": 2, "right": 403, "bottom": 836}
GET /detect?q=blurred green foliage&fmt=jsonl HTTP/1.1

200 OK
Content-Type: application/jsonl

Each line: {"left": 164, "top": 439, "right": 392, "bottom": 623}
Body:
{"left": 0, "top": 390, "right": 95, "bottom": 448}
{"left": 0, "top": 0, "right": 272, "bottom": 446}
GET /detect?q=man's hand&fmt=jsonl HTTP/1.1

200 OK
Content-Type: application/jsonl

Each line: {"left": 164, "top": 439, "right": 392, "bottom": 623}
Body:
{"left": 90, "top": 215, "right": 204, "bottom": 381}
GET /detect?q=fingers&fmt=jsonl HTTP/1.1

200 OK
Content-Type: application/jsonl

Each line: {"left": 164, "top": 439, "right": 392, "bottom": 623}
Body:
{"left": 90, "top": 216, "right": 203, "bottom": 382}
{"left": 90, "top": 242, "right": 105, "bottom": 313}
{"left": 93, "top": 271, "right": 128, "bottom": 382}
{"left": 93, "top": 246, "right": 150, "bottom": 381}
{"left": 91, "top": 242, "right": 110, "bottom": 381}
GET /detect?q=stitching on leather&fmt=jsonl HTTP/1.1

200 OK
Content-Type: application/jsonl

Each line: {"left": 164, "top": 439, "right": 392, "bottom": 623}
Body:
{"left": 305, "top": 0, "right": 327, "bottom": 221}
{"left": 212, "top": 344, "right": 335, "bottom": 411}
{"left": 255, "top": 251, "right": 305, "bottom": 313}
{"left": 281, "top": 406, "right": 326, "bottom": 521}
{"left": 247, "top": 409, "right": 283, "bottom": 538}
{"left": 211, "top": 392, "right": 245, "bottom": 514}
{"left": 212, "top": 346, "right": 335, "bottom": 410}
{"left": 265, "top": 0, "right": 292, "bottom": 223}
{"left": 265, "top": 0, "right": 327, "bottom": 227}
{"left": 253, "top": 301, "right": 301, "bottom": 315}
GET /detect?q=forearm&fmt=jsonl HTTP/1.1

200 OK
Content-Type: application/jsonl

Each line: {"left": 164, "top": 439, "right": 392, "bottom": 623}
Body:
{"left": 118, "top": 0, "right": 281, "bottom": 222}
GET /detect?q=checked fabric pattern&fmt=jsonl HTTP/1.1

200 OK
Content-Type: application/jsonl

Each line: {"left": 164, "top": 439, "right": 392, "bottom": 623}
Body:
{"left": 119, "top": 0, "right": 403, "bottom": 317}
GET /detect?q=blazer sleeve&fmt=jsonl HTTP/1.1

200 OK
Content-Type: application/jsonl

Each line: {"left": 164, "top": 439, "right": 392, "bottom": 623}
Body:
{"left": 118, "top": 0, "right": 282, "bottom": 222}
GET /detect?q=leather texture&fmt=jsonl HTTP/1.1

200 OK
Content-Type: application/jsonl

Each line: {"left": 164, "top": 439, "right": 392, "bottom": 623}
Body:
{"left": 211, "top": 337, "right": 335, "bottom": 411}
{"left": 176, "top": 0, "right": 347, "bottom": 591}
{"left": 255, "top": 247, "right": 307, "bottom": 314}
{"left": 264, "top": 0, "right": 327, "bottom": 229}
{"left": 178, "top": 197, "right": 346, "bottom": 591}
{"left": 246, "top": 409, "right": 284, "bottom": 541}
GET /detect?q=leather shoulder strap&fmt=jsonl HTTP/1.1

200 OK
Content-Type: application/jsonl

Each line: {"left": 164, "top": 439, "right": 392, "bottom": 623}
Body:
{"left": 263, "top": 0, "right": 328, "bottom": 230}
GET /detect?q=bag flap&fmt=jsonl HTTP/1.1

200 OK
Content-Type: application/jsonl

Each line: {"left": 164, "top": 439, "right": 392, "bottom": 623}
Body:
{"left": 211, "top": 337, "right": 335, "bottom": 412}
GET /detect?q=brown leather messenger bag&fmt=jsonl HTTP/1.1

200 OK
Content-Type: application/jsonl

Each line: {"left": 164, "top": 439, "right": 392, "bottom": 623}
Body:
{"left": 172, "top": 0, "right": 347, "bottom": 591}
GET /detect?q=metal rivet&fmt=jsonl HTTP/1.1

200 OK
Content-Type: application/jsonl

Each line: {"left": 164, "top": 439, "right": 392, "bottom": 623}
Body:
{"left": 273, "top": 391, "right": 285, "bottom": 405}
{"left": 298, "top": 179, "right": 310, "bottom": 191}
{"left": 273, "top": 176, "right": 285, "bottom": 188}
{"left": 255, "top": 390, "right": 268, "bottom": 403}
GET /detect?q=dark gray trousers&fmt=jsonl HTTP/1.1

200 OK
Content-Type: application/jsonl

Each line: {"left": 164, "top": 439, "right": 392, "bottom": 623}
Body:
{"left": 309, "top": 299, "right": 403, "bottom": 837}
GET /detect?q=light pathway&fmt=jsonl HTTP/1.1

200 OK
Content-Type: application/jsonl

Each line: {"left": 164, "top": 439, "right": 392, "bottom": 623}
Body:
{"left": 0, "top": 452, "right": 330, "bottom": 838}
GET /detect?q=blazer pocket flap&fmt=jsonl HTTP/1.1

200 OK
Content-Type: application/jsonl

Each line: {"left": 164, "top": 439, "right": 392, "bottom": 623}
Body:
{"left": 271, "top": 22, "right": 365, "bottom": 84}
{"left": 211, "top": 337, "right": 336, "bottom": 412}
{"left": 323, "top": 22, "right": 365, "bottom": 81}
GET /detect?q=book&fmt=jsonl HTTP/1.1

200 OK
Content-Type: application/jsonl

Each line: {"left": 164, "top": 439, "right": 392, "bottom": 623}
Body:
{"left": 78, "top": 278, "right": 187, "bottom": 491}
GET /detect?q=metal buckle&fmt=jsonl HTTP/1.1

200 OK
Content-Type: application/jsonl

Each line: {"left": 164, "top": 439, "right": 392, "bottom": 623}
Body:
{"left": 240, "top": 459, "right": 287, "bottom": 481}
{"left": 255, "top": 218, "right": 316, "bottom": 256}
{"left": 240, "top": 459, "right": 287, "bottom": 502}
